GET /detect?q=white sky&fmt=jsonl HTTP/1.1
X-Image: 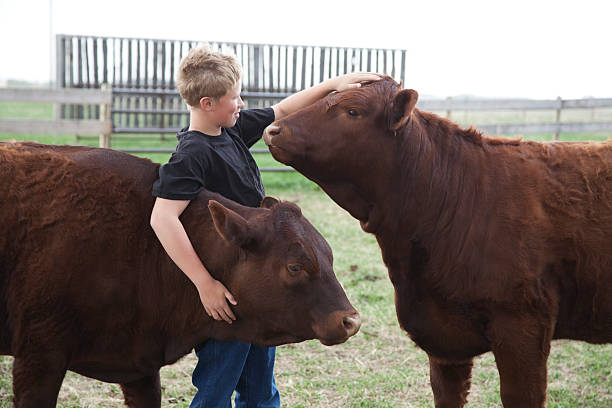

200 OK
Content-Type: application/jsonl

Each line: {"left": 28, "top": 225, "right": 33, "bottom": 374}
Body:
{"left": 1, "top": 0, "right": 611, "bottom": 98}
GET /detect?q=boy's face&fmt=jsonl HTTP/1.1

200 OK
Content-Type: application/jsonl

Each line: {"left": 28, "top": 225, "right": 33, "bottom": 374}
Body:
{"left": 212, "top": 82, "right": 245, "bottom": 128}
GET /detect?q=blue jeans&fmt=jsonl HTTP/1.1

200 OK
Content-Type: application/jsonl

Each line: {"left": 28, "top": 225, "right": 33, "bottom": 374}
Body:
{"left": 189, "top": 339, "right": 280, "bottom": 408}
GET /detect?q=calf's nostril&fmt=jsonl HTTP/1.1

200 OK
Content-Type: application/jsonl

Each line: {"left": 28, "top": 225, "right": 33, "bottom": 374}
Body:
{"left": 267, "top": 125, "right": 281, "bottom": 136}
{"left": 342, "top": 314, "right": 362, "bottom": 335}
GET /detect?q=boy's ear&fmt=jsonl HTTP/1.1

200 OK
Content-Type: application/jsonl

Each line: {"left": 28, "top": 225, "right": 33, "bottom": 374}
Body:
{"left": 199, "top": 96, "right": 215, "bottom": 111}
{"left": 389, "top": 89, "right": 419, "bottom": 133}
{"left": 208, "top": 200, "right": 252, "bottom": 248}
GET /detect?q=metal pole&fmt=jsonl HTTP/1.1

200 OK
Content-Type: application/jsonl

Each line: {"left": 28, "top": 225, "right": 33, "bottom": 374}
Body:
{"left": 49, "top": 0, "right": 53, "bottom": 88}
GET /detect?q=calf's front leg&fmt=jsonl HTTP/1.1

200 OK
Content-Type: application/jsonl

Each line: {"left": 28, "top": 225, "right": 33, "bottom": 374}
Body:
{"left": 428, "top": 356, "right": 473, "bottom": 408}
{"left": 490, "top": 313, "right": 552, "bottom": 408}
{"left": 120, "top": 372, "right": 162, "bottom": 408}
{"left": 12, "top": 356, "right": 67, "bottom": 408}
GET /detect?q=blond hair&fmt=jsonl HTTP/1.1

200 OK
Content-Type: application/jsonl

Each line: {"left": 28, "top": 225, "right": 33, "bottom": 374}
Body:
{"left": 177, "top": 44, "right": 242, "bottom": 107}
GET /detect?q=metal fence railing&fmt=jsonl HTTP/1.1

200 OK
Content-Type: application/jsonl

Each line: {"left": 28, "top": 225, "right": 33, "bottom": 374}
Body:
{"left": 55, "top": 34, "right": 408, "bottom": 135}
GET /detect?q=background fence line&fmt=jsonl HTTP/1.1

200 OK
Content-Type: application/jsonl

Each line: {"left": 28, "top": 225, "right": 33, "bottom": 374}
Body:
{"left": 2, "top": 86, "right": 611, "bottom": 156}
{"left": 0, "top": 87, "right": 112, "bottom": 145}
{"left": 2, "top": 34, "right": 611, "bottom": 172}
{"left": 418, "top": 97, "right": 612, "bottom": 111}
{"left": 52, "top": 33, "right": 612, "bottom": 147}
{"left": 103, "top": 92, "right": 612, "bottom": 149}
{"left": 418, "top": 96, "right": 612, "bottom": 140}
{"left": 55, "top": 34, "right": 408, "bottom": 135}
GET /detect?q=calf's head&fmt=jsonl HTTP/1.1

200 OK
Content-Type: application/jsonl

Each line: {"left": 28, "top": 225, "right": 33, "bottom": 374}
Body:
{"left": 207, "top": 197, "right": 360, "bottom": 346}
{"left": 263, "top": 76, "right": 418, "bottom": 222}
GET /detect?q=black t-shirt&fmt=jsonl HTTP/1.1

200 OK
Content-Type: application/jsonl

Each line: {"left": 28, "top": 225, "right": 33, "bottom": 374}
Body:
{"left": 152, "top": 107, "right": 275, "bottom": 208}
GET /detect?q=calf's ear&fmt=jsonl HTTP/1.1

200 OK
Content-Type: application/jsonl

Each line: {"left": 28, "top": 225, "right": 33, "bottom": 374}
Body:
{"left": 209, "top": 200, "right": 252, "bottom": 248}
{"left": 260, "top": 196, "right": 280, "bottom": 209}
{"left": 390, "top": 89, "right": 419, "bottom": 133}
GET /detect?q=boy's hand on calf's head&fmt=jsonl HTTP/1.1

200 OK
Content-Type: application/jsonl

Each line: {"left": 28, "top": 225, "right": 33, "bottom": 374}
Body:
{"left": 198, "top": 278, "right": 238, "bottom": 324}
{"left": 332, "top": 72, "right": 382, "bottom": 92}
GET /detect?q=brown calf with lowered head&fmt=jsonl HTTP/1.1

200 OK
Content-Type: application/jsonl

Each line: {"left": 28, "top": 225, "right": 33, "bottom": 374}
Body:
{"left": 0, "top": 142, "right": 360, "bottom": 407}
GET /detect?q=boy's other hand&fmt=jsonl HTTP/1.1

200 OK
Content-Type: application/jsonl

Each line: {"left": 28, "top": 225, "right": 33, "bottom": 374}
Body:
{"left": 198, "top": 278, "right": 238, "bottom": 323}
{"left": 331, "top": 72, "right": 382, "bottom": 92}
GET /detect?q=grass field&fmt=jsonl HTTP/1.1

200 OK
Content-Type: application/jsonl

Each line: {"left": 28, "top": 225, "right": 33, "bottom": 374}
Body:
{"left": 0, "top": 101, "right": 611, "bottom": 407}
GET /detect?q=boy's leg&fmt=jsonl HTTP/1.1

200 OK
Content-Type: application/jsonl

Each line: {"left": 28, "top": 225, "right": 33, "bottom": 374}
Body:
{"left": 234, "top": 345, "right": 280, "bottom": 408}
{"left": 190, "top": 339, "right": 250, "bottom": 408}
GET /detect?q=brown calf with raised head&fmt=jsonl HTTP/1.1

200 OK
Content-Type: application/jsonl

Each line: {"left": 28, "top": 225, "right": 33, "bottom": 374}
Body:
{"left": 263, "top": 77, "right": 612, "bottom": 407}
{"left": 0, "top": 142, "right": 360, "bottom": 407}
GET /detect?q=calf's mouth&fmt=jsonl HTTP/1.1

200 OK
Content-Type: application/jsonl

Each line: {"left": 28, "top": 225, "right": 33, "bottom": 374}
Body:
{"left": 262, "top": 123, "right": 297, "bottom": 165}
{"left": 315, "top": 311, "right": 362, "bottom": 346}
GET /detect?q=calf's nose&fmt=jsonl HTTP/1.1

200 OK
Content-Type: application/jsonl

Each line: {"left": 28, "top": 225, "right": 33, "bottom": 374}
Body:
{"left": 267, "top": 124, "right": 280, "bottom": 136}
{"left": 263, "top": 124, "right": 281, "bottom": 145}
{"left": 343, "top": 313, "right": 361, "bottom": 337}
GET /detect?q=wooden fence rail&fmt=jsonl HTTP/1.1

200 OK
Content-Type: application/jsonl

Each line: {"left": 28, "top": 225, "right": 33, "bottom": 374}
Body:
{"left": 418, "top": 96, "right": 612, "bottom": 139}
{"left": 0, "top": 86, "right": 112, "bottom": 147}
{"left": 418, "top": 97, "right": 612, "bottom": 111}
{"left": 0, "top": 87, "right": 111, "bottom": 105}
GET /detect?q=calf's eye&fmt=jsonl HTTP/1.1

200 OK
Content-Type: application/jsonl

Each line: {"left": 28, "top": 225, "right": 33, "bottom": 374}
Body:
{"left": 347, "top": 109, "right": 359, "bottom": 117}
{"left": 287, "top": 264, "right": 303, "bottom": 274}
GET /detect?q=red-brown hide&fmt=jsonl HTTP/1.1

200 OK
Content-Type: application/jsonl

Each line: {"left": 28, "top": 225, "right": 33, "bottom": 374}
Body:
{"left": 0, "top": 142, "right": 360, "bottom": 407}
{"left": 264, "top": 77, "right": 612, "bottom": 408}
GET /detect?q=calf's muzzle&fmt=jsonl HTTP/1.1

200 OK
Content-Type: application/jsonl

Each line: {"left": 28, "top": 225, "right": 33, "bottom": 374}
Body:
{"left": 316, "top": 310, "right": 362, "bottom": 346}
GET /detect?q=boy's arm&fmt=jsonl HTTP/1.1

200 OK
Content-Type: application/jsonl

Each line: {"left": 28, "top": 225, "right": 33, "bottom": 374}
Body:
{"left": 150, "top": 197, "right": 237, "bottom": 323}
{"left": 272, "top": 72, "right": 381, "bottom": 120}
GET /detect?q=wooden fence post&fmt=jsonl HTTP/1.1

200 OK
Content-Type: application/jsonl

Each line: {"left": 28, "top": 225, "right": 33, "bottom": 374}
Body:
{"left": 99, "top": 83, "right": 111, "bottom": 148}
{"left": 554, "top": 96, "right": 562, "bottom": 140}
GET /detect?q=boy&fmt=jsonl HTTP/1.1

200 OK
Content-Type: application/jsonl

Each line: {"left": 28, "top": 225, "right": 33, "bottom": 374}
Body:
{"left": 150, "top": 44, "right": 379, "bottom": 408}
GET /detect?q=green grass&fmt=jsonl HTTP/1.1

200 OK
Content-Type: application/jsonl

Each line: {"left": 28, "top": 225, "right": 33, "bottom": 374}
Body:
{"left": 0, "top": 102, "right": 611, "bottom": 407}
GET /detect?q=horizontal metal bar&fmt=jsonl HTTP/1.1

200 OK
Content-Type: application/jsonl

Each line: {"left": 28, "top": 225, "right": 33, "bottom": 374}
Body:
{"left": 113, "top": 88, "right": 179, "bottom": 96}
{"left": 561, "top": 98, "right": 612, "bottom": 109}
{"left": 57, "top": 34, "right": 407, "bottom": 54}
{"left": 242, "top": 91, "right": 291, "bottom": 99}
{"left": 477, "top": 121, "right": 612, "bottom": 135}
{"left": 419, "top": 99, "right": 561, "bottom": 111}
{"left": 113, "top": 127, "right": 179, "bottom": 134}
{"left": 418, "top": 97, "right": 612, "bottom": 111}
{"left": 0, "top": 119, "right": 112, "bottom": 135}
{"left": 112, "top": 87, "right": 291, "bottom": 99}
{"left": 111, "top": 109, "right": 188, "bottom": 115}
{"left": 0, "top": 87, "right": 112, "bottom": 105}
